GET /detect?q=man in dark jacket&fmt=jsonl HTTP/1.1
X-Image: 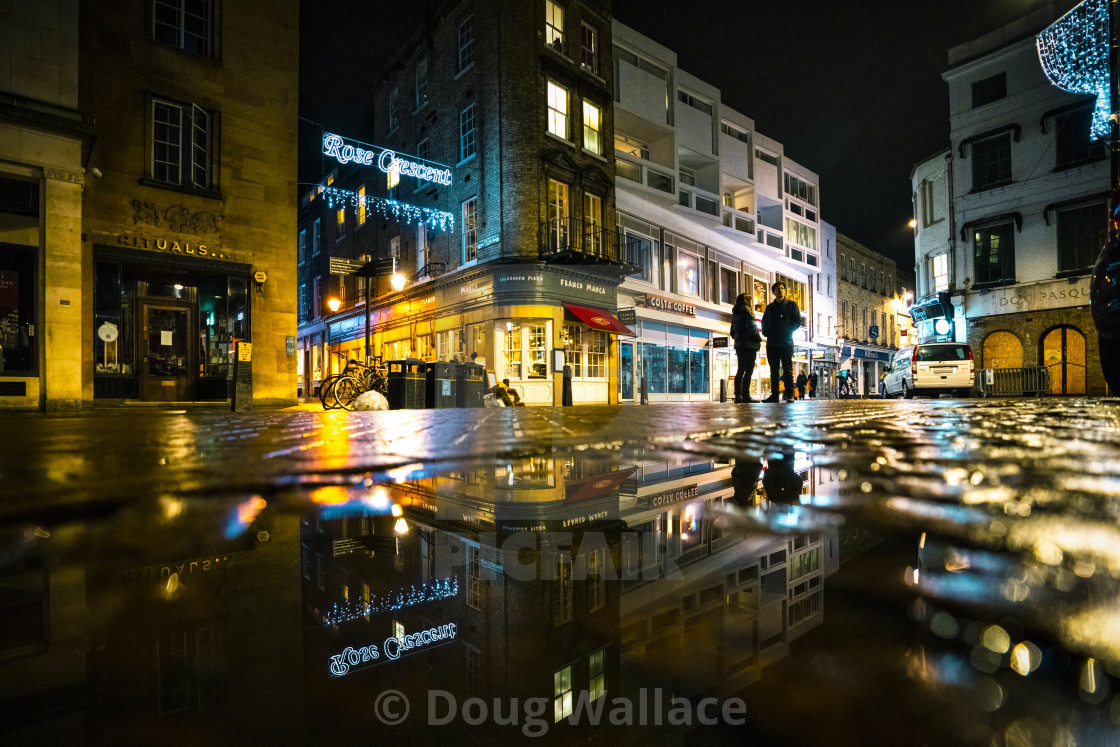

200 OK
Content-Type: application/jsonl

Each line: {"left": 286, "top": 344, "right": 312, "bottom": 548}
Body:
{"left": 760, "top": 282, "right": 801, "bottom": 402}
{"left": 730, "top": 293, "right": 762, "bottom": 403}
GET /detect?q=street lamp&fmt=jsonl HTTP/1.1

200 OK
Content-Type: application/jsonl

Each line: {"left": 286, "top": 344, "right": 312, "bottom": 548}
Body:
{"left": 327, "top": 297, "right": 341, "bottom": 313}
{"left": 391, "top": 272, "right": 406, "bottom": 292}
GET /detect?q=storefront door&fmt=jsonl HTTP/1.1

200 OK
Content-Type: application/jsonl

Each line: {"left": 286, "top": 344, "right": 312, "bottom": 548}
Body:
{"left": 619, "top": 342, "right": 634, "bottom": 401}
{"left": 141, "top": 303, "right": 192, "bottom": 401}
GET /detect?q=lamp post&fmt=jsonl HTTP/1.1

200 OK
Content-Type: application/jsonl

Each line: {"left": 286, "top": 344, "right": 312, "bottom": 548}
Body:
{"left": 355, "top": 256, "right": 406, "bottom": 365}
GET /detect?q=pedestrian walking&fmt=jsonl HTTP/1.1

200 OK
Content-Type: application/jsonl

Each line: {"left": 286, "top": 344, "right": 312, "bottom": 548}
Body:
{"left": 760, "top": 282, "right": 801, "bottom": 403}
{"left": 796, "top": 371, "right": 808, "bottom": 400}
{"left": 730, "top": 293, "right": 762, "bottom": 403}
{"left": 808, "top": 371, "right": 818, "bottom": 399}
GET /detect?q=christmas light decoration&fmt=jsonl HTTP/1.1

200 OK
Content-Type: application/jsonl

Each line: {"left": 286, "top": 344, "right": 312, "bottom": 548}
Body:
{"left": 323, "top": 186, "right": 456, "bottom": 233}
{"left": 323, "top": 576, "right": 459, "bottom": 626}
{"left": 1037, "top": 0, "right": 1111, "bottom": 141}
{"left": 323, "top": 133, "right": 452, "bottom": 186}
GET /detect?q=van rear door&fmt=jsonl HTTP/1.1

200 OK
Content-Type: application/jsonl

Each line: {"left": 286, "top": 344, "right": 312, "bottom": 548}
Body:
{"left": 914, "top": 344, "right": 972, "bottom": 386}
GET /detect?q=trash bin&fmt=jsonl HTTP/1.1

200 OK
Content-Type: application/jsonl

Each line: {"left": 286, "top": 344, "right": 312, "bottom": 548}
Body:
{"left": 456, "top": 362, "right": 485, "bottom": 408}
{"left": 426, "top": 361, "right": 457, "bottom": 409}
{"left": 387, "top": 358, "right": 427, "bottom": 409}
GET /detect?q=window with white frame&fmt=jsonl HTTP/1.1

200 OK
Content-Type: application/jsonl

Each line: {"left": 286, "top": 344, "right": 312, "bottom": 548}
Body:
{"left": 298, "top": 282, "right": 309, "bottom": 321}
{"left": 153, "top": 0, "right": 212, "bottom": 55}
{"left": 528, "top": 324, "right": 547, "bottom": 378}
{"left": 563, "top": 324, "right": 583, "bottom": 377}
{"left": 460, "top": 104, "right": 476, "bottom": 161}
{"left": 584, "top": 193, "right": 602, "bottom": 254}
{"left": 580, "top": 23, "right": 598, "bottom": 73}
{"left": 588, "top": 649, "right": 606, "bottom": 699}
{"left": 548, "top": 179, "right": 569, "bottom": 251}
{"left": 416, "top": 334, "right": 434, "bottom": 361}
{"left": 582, "top": 100, "right": 602, "bottom": 154}
{"left": 932, "top": 253, "right": 949, "bottom": 292}
{"left": 417, "top": 222, "right": 429, "bottom": 275}
{"left": 152, "top": 98, "right": 212, "bottom": 190}
{"left": 298, "top": 229, "right": 306, "bottom": 264}
{"left": 554, "top": 665, "right": 573, "bottom": 722}
{"left": 415, "top": 58, "right": 428, "bottom": 110}
{"left": 388, "top": 87, "right": 399, "bottom": 133}
{"left": 783, "top": 172, "right": 817, "bottom": 206}
{"left": 312, "top": 218, "right": 321, "bottom": 255}
{"left": 463, "top": 196, "right": 478, "bottom": 262}
{"left": 545, "top": 0, "right": 564, "bottom": 52}
{"left": 313, "top": 276, "right": 321, "bottom": 318}
{"left": 503, "top": 323, "right": 522, "bottom": 379}
{"left": 678, "top": 251, "right": 701, "bottom": 296}
{"left": 504, "top": 322, "right": 549, "bottom": 379}
{"left": 547, "top": 81, "right": 568, "bottom": 139}
{"left": 458, "top": 16, "right": 474, "bottom": 71}
{"left": 785, "top": 218, "right": 817, "bottom": 250}
{"left": 437, "top": 329, "right": 461, "bottom": 361}
{"left": 465, "top": 544, "right": 481, "bottom": 609}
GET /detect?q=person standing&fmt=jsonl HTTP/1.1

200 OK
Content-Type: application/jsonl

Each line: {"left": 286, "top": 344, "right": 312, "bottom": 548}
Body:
{"left": 808, "top": 371, "right": 818, "bottom": 399}
{"left": 761, "top": 281, "right": 801, "bottom": 403}
{"left": 730, "top": 293, "right": 762, "bottom": 403}
{"left": 796, "top": 371, "right": 808, "bottom": 400}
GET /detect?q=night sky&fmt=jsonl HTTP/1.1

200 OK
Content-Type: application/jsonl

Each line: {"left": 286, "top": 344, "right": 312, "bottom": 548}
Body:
{"left": 299, "top": 0, "right": 1069, "bottom": 267}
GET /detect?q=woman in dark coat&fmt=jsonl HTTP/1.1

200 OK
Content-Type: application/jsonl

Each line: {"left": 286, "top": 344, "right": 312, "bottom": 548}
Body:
{"left": 730, "top": 293, "right": 762, "bottom": 403}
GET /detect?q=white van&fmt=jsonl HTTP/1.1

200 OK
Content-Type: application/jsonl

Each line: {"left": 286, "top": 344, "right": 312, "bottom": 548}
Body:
{"left": 882, "top": 342, "right": 975, "bottom": 399}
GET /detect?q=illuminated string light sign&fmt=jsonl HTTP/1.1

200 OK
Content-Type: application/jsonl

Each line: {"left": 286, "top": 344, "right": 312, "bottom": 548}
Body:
{"left": 328, "top": 623, "right": 458, "bottom": 677}
{"left": 324, "top": 577, "right": 459, "bottom": 626}
{"left": 323, "top": 133, "right": 452, "bottom": 186}
{"left": 1036, "top": 0, "right": 1111, "bottom": 141}
{"left": 323, "top": 186, "right": 456, "bottom": 232}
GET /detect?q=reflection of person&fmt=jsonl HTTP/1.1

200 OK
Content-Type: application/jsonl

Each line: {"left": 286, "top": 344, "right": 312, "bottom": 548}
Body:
{"left": 730, "top": 293, "right": 762, "bottom": 403}
{"left": 731, "top": 458, "right": 764, "bottom": 506}
{"left": 763, "top": 449, "right": 803, "bottom": 505}
{"left": 761, "top": 282, "right": 801, "bottom": 403}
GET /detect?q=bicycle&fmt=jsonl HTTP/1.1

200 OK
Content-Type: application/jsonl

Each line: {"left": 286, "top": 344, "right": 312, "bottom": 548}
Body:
{"left": 836, "top": 378, "right": 855, "bottom": 398}
{"left": 320, "top": 354, "right": 379, "bottom": 409}
{"left": 327, "top": 358, "right": 390, "bottom": 411}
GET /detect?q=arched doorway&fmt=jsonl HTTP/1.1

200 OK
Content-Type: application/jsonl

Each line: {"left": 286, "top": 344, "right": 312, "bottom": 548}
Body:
{"left": 981, "top": 330, "right": 1023, "bottom": 370}
{"left": 1041, "top": 325, "right": 1086, "bottom": 395}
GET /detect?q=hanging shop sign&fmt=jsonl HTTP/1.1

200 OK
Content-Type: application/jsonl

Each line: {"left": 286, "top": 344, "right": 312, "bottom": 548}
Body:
{"left": 641, "top": 294, "right": 696, "bottom": 317}
{"left": 322, "top": 132, "right": 452, "bottom": 186}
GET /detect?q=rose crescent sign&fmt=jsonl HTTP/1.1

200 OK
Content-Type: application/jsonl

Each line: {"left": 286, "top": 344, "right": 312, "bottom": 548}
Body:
{"left": 323, "top": 133, "right": 452, "bottom": 187}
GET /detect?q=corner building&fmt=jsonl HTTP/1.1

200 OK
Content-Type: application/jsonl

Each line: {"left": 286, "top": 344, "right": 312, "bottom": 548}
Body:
{"left": 298, "top": 0, "right": 634, "bottom": 405}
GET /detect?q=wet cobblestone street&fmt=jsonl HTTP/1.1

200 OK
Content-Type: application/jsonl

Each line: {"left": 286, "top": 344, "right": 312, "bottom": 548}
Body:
{"left": 3, "top": 398, "right": 1120, "bottom": 745}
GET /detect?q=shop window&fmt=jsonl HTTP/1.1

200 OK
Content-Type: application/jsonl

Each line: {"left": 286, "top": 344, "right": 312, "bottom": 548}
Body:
{"left": 563, "top": 324, "right": 582, "bottom": 377}
{"left": 528, "top": 324, "right": 547, "bottom": 378}
{"left": 437, "top": 328, "right": 461, "bottom": 361}
{"left": 152, "top": 98, "right": 214, "bottom": 191}
{"left": 0, "top": 243, "right": 37, "bottom": 376}
{"left": 503, "top": 323, "right": 522, "bottom": 379}
{"left": 153, "top": 0, "right": 212, "bottom": 56}
{"left": 357, "top": 185, "right": 366, "bottom": 224}
{"left": 416, "top": 334, "right": 434, "bottom": 361}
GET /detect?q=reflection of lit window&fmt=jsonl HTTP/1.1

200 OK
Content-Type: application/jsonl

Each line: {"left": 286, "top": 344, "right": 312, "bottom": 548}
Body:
{"left": 588, "top": 550, "right": 605, "bottom": 612}
{"left": 680, "top": 502, "right": 702, "bottom": 550}
{"left": 589, "top": 649, "right": 605, "bottom": 699}
{"left": 554, "top": 664, "right": 573, "bottom": 722}
{"left": 553, "top": 556, "right": 573, "bottom": 626}
{"left": 466, "top": 544, "right": 481, "bottom": 610}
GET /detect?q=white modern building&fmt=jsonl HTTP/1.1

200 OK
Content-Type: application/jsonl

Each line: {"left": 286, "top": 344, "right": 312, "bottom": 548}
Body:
{"left": 612, "top": 21, "right": 836, "bottom": 402}
{"left": 918, "top": 3, "right": 1109, "bottom": 394}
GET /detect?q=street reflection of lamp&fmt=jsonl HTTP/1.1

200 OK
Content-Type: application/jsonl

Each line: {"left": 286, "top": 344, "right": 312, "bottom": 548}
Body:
{"left": 327, "top": 297, "right": 341, "bottom": 313}
{"left": 391, "top": 503, "right": 403, "bottom": 517}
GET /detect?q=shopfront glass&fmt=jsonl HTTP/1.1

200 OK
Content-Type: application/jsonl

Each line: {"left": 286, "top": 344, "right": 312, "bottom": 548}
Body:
{"left": 637, "top": 323, "right": 711, "bottom": 399}
{"left": 0, "top": 244, "right": 37, "bottom": 376}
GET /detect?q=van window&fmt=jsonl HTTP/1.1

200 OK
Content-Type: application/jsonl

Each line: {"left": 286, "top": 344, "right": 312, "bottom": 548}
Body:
{"left": 916, "top": 344, "right": 969, "bottom": 361}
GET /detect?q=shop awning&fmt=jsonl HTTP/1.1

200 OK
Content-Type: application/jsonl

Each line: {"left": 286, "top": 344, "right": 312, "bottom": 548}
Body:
{"left": 562, "top": 304, "right": 635, "bottom": 336}
{"left": 566, "top": 468, "right": 638, "bottom": 503}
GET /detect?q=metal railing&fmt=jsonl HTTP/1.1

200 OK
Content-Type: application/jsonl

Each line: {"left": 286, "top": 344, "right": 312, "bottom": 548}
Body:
{"left": 540, "top": 218, "right": 643, "bottom": 267}
{"left": 975, "top": 367, "right": 1051, "bottom": 397}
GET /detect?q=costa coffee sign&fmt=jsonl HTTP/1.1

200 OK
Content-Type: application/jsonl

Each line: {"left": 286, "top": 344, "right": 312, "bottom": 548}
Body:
{"left": 642, "top": 294, "right": 696, "bottom": 317}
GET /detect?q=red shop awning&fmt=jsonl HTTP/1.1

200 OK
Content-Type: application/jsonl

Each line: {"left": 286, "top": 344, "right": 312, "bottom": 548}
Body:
{"left": 563, "top": 303, "right": 635, "bottom": 336}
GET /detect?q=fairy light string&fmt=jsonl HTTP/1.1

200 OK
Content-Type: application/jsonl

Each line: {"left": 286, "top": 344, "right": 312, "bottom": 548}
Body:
{"left": 1036, "top": 0, "right": 1111, "bottom": 141}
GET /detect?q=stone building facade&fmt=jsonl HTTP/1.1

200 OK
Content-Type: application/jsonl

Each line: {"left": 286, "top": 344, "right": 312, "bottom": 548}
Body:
{"left": 836, "top": 233, "right": 913, "bottom": 396}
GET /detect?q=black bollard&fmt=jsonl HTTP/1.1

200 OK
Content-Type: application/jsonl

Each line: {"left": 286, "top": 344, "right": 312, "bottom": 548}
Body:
{"left": 720, "top": 378, "right": 727, "bottom": 403}
{"left": 562, "top": 365, "right": 573, "bottom": 406}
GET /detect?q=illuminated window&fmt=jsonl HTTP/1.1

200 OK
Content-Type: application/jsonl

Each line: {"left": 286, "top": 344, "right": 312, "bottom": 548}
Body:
{"left": 580, "top": 23, "right": 598, "bottom": 72}
{"left": 416, "top": 334, "right": 434, "bottom": 361}
{"left": 586, "top": 331, "right": 606, "bottom": 378}
{"left": 462, "top": 196, "right": 478, "bottom": 262}
{"left": 588, "top": 649, "right": 606, "bottom": 699}
{"left": 387, "top": 164, "right": 399, "bottom": 190}
{"left": 458, "top": 16, "right": 474, "bottom": 71}
{"left": 547, "top": 81, "right": 568, "bottom": 138}
{"left": 529, "top": 324, "right": 547, "bottom": 379}
{"left": 545, "top": 0, "right": 564, "bottom": 52}
{"left": 153, "top": 0, "right": 212, "bottom": 56}
{"left": 392, "top": 620, "right": 405, "bottom": 641}
{"left": 677, "top": 251, "right": 700, "bottom": 296}
{"left": 357, "top": 185, "right": 366, "bottom": 224}
{"left": 437, "top": 328, "right": 461, "bottom": 361}
{"left": 504, "top": 323, "right": 522, "bottom": 379}
{"left": 553, "top": 555, "right": 573, "bottom": 625}
{"left": 552, "top": 666, "right": 575, "bottom": 723}
{"left": 152, "top": 98, "right": 212, "bottom": 190}
{"left": 460, "top": 104, "right": 476, "bottom": 161}
{"left": 582, "top": 100, "right": 601, "bottom": 154}
{"left": 336, "top": 207, "right": 346, "bottom": 239}
{"left": 563, "top": 324, "right": 582, "bottom": 377}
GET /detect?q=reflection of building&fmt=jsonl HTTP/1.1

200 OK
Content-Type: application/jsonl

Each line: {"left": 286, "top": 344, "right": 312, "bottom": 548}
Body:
{"left": 0, "top": 1, "right": 299, "bottom": 409}
{"left": 836, "top": 233, "right": 914, "bottom": 396}
{"left": 1, "top": 502, "right": 303, "bottom": 743}
{"left": 296, "top": 0, "right": 636, "bottom": 405}
{"left": 611, "top": 22, "right": 830, "bottom": 402}
{"left": 916, "top": 5, "right": 1108, "bottom": 394}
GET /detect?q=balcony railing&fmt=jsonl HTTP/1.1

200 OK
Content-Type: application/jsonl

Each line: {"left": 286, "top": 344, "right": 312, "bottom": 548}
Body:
{"left": 540, "top": 218, "right": 643, "bottom": 272}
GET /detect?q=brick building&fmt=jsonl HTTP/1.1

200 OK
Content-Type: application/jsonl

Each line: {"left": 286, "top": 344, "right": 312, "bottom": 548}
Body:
{"left": 298, "top": 0, "right": 637, "bottom": 405}
{"left": 836, "top": 233, "right": 913, "bottom": 396}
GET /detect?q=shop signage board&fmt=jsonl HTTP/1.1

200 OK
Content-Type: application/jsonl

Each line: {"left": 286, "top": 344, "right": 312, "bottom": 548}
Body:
{"left": 638, "top": 485, "right": 699, "bottom": 510}
{"left": 712, "top": 336, "right": 729, "bottom": 348}
{"left": 618, "top": 308, "right": 637, "bottom": 325}
{"left": 641, "top": 294, "right": 696, "bottom": 317}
